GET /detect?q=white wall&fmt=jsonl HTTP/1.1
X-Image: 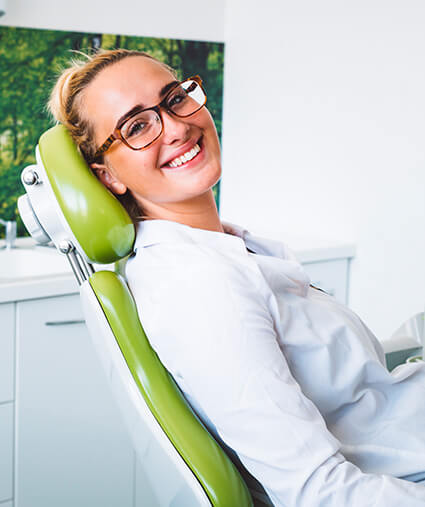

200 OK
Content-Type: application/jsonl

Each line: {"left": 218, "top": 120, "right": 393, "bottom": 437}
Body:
{"left": 0, "top": 0, "right": 225, "bottom": 42}
{"left": 221, "top": 0, "right": 425, "bottom": 340}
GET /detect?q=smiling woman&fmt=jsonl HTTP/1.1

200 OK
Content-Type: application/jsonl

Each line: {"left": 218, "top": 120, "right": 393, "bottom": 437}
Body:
{"left": 47, "top": 48, "right": 425, "bottom": 507}
{"left": 48, "top": 49, "right": 222, "bottom": 231}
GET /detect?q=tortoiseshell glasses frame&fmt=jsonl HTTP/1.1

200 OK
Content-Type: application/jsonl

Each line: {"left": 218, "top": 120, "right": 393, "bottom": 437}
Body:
{"left": 91, "top": 75, "right": 206, "bottom": 161}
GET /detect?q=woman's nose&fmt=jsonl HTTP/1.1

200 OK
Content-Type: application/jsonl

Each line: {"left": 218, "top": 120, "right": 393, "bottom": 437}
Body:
{"left": 160, "top": 109, "right": 190, "bottom": 145}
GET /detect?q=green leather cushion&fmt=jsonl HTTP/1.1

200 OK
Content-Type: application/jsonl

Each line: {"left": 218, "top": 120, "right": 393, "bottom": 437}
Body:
{"left": 38, "top": 124, "right": 135, "bottom": 264}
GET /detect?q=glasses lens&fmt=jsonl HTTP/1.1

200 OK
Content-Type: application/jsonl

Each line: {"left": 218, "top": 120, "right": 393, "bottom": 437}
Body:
{"left": 121, "top": 109, "right": 162, "bottom": 149}
{"left": 167, "top": 79, "right": 206, "bottom": 117}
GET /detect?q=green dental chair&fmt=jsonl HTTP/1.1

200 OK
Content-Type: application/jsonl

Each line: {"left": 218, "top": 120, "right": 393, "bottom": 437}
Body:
{"left": 18, "top": 125, "right": 272, "bottom": 507}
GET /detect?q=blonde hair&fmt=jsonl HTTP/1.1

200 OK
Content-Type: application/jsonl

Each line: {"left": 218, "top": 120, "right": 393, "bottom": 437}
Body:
{"left": 48, "top": 48, "right": 175, "bottom": 221}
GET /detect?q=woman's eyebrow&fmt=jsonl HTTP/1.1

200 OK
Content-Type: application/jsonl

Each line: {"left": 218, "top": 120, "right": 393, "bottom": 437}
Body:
{"left": 116, "top": 105, "right": 144, "bottom": 129}
{"left": 116, "top": 80, "right": 180, "bottom": 129}
{"left": 159, "top": 79, "right": 179, "bottom": 97}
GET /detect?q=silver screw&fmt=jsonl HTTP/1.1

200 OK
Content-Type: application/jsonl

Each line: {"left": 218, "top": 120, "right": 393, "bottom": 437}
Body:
{"left": 22, "top": 169, "right": 40, "bottom": 186}
{"left": 58, "top": 240, "right": 74, "bottom": 254}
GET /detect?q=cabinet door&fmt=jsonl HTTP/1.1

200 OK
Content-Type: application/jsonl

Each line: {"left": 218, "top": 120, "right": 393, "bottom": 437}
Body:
{"left": 15, "top": 294, "right": 134, "bottom": 507}
{"left": 0, "top": 402, "right": 13, "bottom": 503}
{"left": 0, "top": 303, "right": 14, "bottom": 403}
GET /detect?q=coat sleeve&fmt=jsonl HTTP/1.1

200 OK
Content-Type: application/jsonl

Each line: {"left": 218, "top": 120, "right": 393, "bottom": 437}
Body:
{"left": 131, "top": 250, "right": 425, "bottom": 507}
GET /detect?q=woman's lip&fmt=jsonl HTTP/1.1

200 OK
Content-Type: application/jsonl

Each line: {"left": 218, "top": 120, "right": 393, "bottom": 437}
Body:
{"left": 160, "top": 136, "right": 203, "bottom": 168}
{"left": 161, "top": 137, "right": 205, "bottom": 171}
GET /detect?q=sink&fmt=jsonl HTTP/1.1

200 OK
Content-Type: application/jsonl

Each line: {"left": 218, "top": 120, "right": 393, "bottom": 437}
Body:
{"left": 0, "top": 246, "right": 72, "bottom": 281}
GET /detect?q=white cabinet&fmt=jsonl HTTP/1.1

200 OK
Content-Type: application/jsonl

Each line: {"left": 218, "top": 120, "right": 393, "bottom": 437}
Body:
{"left": 0, "top": 402, "right": 13, "bottom": 504}
{"left": 15, "top": 294, "right": 134, "bottom": 507}
{"left": 0, "top": 303, "right": 14, "bottom": 403}
{"left": 0, "top": 303, "right": 15, "bottom": 505}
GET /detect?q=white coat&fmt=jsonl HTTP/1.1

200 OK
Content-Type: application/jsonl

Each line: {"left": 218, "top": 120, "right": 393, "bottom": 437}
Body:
{"left": 126, "top": 218, "right": 425, "bottom": 507}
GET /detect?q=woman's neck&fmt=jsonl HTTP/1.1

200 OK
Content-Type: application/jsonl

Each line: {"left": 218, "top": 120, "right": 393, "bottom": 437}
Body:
{"left": 136, "top": 189, "right": 224, "bottom": 233}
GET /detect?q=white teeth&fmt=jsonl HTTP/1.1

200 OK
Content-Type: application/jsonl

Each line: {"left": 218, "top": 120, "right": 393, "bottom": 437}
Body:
{"left": 166, "top": 143, "right": 200, "bottom": 168}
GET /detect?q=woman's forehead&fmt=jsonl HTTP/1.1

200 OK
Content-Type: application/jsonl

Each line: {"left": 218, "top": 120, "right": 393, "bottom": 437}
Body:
{"left": 84, "top": 56, "right": 174, "bottom": 138}
{"left": 88, "top": 56, "right": 174, "bottom": 105}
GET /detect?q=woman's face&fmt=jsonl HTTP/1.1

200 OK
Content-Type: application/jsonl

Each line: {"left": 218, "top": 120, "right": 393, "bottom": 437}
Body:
{"left": 83, "top": 56, "right": 222, "bottom": 214}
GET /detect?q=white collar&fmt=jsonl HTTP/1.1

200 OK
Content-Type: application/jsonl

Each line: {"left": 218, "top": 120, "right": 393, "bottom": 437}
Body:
{"left": 133, "top": 219, "right": 310, "bottom": 297}
{"left": 134, "top": 219, "right": 248, "bottom": 255}
{"left": 134, "top": 219, "right": 296, "bottom": 262}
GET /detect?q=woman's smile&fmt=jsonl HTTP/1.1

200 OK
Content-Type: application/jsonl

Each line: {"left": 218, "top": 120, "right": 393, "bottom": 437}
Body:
{"left": 161, "top": 136, "right": 204, "bottom": 171}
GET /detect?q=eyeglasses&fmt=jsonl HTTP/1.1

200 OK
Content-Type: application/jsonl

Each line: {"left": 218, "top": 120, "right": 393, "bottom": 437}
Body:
{"left": 92, "top": 75, "right": 207, "bottom": 161}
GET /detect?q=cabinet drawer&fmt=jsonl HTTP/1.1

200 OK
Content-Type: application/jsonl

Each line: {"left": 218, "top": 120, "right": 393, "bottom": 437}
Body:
{"left": 0, "top": 402, "right": 13, "bottom": 503}
{"left": 302, "top": 258, "right": 349, "bottom": 304}
{"left": 0, "top": 303, "right": 14, "bottom": 403}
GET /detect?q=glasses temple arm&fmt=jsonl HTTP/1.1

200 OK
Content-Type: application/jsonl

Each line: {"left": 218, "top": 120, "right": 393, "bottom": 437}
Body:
{"left": 93, "top": 134, "right": 117, "bottom": 160}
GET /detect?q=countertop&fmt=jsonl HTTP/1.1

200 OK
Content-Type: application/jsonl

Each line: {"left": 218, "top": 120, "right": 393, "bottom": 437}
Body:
{"left": 0, "top": 238, "right": 77, "bottom": 303}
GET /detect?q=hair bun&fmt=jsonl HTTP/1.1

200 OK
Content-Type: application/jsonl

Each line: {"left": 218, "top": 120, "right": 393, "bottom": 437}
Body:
{"left": 48, "top": 66, "right": 77, "bottom": 125}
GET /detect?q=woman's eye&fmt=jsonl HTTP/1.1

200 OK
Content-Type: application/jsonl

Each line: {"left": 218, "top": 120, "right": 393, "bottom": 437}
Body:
{"left": 128, "top": 120, "right": 147, "bottom": 138}
{"left": 168, "top": 92, "right": 187, "bottom": 108}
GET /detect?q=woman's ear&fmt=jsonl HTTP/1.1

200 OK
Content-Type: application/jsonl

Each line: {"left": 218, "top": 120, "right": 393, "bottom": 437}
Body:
{"left": 91, "top": 162, "right": 127, "bottom": 195}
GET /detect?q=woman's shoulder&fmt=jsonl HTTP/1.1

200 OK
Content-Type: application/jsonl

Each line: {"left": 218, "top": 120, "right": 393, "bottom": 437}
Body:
{"left": 125, "top": 239, "right": 268, "bottom": 311}
{"left": 128, "top": 240, "right": 248, "bottom": 282}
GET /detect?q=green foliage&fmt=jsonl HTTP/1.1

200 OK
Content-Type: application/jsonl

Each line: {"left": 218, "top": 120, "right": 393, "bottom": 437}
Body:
{"left": 0, "top": 26, "right": 224, "bottom": 237}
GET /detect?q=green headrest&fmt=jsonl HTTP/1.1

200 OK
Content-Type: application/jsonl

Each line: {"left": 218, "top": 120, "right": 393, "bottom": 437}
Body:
{"left": 38, "top": 125, "right": 135, "bottom": 264}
